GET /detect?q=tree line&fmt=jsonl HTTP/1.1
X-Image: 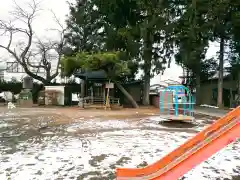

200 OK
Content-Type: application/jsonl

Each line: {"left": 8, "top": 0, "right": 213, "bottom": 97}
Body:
{"left": 0, "top": 0, "right": 239, "bottom": 108}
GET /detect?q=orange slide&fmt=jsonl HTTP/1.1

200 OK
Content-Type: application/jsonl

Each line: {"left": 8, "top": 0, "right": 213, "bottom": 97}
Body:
{"left": 116, "top": 106, "right": 240, "bottom": 180}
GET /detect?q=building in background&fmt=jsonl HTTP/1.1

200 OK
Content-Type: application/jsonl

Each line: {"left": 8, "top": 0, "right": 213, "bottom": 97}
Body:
{"left": 149, "top": 79, "right": 182, "bottom": 108}
{"left": 0, "top": 64, "right": 4, "bottom": 81}
{"left": 2, "top": 61, "right": 45, "bottom": 82}
{"left": 200, "top": 72, "right": 238, "bottom": 108}
{"left": 0, "top": 61, "right": 69, "bottom": 83}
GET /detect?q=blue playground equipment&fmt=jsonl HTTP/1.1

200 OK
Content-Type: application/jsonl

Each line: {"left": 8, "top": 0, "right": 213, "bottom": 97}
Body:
{"left": 160, "top": 85, "right": 195, "bottom": 120}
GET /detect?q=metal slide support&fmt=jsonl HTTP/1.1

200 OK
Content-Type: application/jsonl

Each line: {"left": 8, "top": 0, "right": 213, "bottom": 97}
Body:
{"left": 175, "top": 89, "right": 179, "bottom": 116}
{"left": 190, "top": 96, "right": 194, "bottom": 116}
{"left": 160, "top": 91, "right": 165, "bottom": 113}
{"left": 183, "top": 96, "right": 186, "bottom": 116}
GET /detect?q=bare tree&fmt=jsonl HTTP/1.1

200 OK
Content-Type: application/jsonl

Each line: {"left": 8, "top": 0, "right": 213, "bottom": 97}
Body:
{"left": 0, "top": 0, "right": 66, "bottom": 84}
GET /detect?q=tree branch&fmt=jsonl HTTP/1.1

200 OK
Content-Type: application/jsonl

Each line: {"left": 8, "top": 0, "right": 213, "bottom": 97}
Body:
{"left": 0, "top": 0, "right": 48, "bottom": 83}
{"left": 0, "top": 0, "right": 64, "bottom": 84}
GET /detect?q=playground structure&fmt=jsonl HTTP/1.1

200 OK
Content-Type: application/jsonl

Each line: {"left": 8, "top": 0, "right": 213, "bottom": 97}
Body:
{"left": 159, "top": 85, "right": 195, "bottom": 121}
{"left": 116, "top": 106, "right": 240, "bottom": 180}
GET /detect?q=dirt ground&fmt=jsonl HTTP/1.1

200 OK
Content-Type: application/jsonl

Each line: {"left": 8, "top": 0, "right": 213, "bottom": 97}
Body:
{"left": 0, "top": 105, "right": 220, "bottom": 126}
{"left": 0, "top": 106, "right": 162, "bottom": 126}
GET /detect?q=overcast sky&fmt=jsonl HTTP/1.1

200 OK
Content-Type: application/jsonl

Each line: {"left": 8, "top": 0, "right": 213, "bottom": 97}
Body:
{"left": 0, "top": 0, "right": 219, "bottom": 84}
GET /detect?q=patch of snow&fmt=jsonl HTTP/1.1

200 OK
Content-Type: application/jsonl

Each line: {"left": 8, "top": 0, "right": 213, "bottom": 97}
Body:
{"left": 0, "top": 118, "right": 239, "bottom": 180}
{"left": 200, "top": 104, "right": 219, "bottom": 109}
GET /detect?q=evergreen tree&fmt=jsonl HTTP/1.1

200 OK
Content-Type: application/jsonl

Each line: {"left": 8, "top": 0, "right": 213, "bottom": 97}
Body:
{"left": 174, "top": 0, "right": 210, "bottom": 104}
{"left": 207, "top": 0, "right": 240, "bottom": 107}
{"left": 66, "top": 0, "right": 181, "bottom": 105}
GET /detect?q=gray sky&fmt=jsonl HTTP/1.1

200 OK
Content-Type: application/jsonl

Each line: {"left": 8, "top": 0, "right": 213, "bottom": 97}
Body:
{"left": 0, "top": 0, "right": 69, "bottom": 38}
{"left": 0, "top": 0, "right": 219, "bottom": 84}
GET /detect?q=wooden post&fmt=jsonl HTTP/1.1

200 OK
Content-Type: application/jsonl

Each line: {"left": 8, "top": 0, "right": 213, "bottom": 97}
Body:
{"left": 90, "top": 86, "right": 93, "bottom": 104}
{"left": 80, "top": 79, "right": 85, "bottom": 108}
{"left": 103, "top": 85, "right": 106, "bottom": 105}
{"left": 105, "top": 87, "right": 110, "bottom": 109}
{"left": 105, "top": 80, "right": 112, "bottom": 110}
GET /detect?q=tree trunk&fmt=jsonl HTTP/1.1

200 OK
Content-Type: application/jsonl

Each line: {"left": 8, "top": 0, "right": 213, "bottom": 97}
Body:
{"left": 230, "top": 88, "right": 233, "bottom": 108}
{"left": 23, "top": 67, "right": 48, "bottom": 84}
{"left": 114, "top": 82, "right": 139, "bottom": 108}
{"left": 80, "top": 79, "right": 85, "bottom": 108}
{"left": 142, "top": 30, "right": 152, "bottom": 106}
{"left": 143, "top": 73, "right": 151, "bottom": 106}
{"left": 182, "top": 66, "right": 186, "bottom": 84}
{"left": 237, "top": 71, "right": 240, "bottom": 105}
{"left": 186, "top": 69, "right": 190, "bottom": 85}
{"left": 238, "top": 71, "right": 240, "bottom": 96}
{"left": 217, "top": 37, "right": 224, "bottom": 108}
{"left": 43, "top": 80, "right": 51, "bottom": 86}
{"left": 195, "top": 73, "right": 201, "bottom": 105}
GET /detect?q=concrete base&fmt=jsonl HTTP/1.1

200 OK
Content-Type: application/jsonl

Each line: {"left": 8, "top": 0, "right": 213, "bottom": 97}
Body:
{"left": 18, "top": 89, "right": 33, "bottom": 107}
{"left": 161, "top": 114, "right": 195, "bottom": 122}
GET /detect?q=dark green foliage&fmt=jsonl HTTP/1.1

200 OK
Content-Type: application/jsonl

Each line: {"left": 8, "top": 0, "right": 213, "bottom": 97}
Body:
{"left": 0, "top": 80, "right": 22, "bottom": 94}
{"left": 200, "top": 58, "right": 218, "bottom": 81}
{"left": 62, "top": 50, "right": 140, "bottom": 108}
{"left": 0, "top": 80, "right": 43, "bottom": 103}
{"left": 62, "top": 51, "right": 137, "bottom": 82}
{"left": 64, "top": 0, "right": 240, "bottom": 106}
{"left": 174, "top": 0, "right": 211, "bottom": 73}
{"left": 174, "top": 0, "right": 240, "bottom": 81}
{"left": 228, "top": 8, "right": 240, "bottom": 80}
{"left": 65, "top": 0, "right": 103, "bottom": 53}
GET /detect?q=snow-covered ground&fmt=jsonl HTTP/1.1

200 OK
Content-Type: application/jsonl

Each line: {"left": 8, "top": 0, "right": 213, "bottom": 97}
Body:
{"left": 0, "top": 115, "right": 239, "bottom": 180}
{"left": 200, "top": 104, "right": 219, "bottom": 109}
